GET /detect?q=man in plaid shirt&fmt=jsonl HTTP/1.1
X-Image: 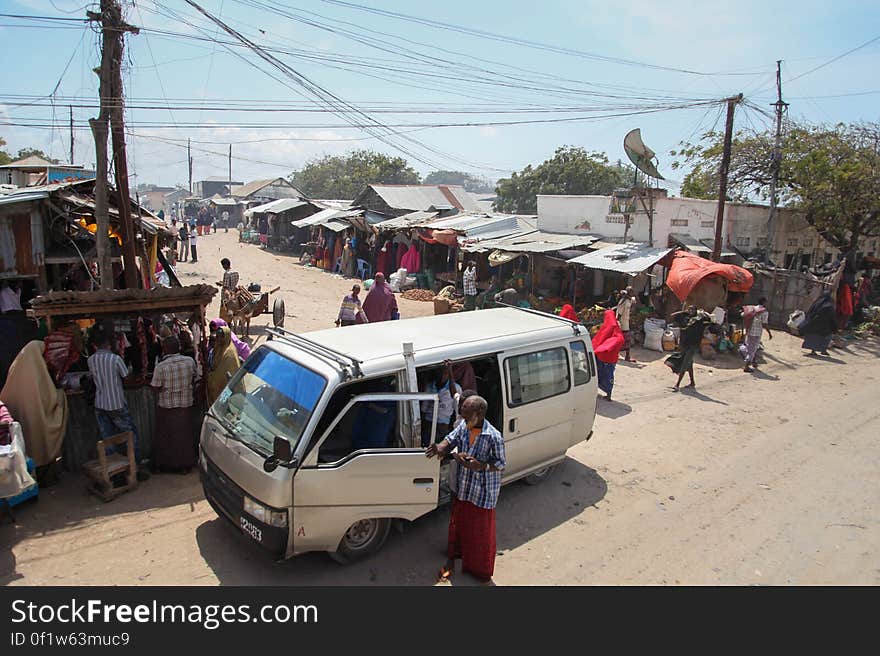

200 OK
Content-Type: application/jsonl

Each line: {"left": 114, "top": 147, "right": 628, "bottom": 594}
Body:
{"left": 150, "top": 336, "right": 198, "bottom": 472}
{"left": 462, "top": 260, "right": 478, "bottom": 311}
{"left": 427, "top": 395, "right": 505, "bottom": 584}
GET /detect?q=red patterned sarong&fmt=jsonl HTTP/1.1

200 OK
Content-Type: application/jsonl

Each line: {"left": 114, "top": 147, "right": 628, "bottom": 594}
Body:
{"left": 447, "top": 498, "right": 496, "bottom": 582}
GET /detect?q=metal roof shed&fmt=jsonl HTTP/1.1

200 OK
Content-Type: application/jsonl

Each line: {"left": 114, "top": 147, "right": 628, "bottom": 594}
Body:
{"left": 568, "top": 243, "right": 674, "bottom": 276}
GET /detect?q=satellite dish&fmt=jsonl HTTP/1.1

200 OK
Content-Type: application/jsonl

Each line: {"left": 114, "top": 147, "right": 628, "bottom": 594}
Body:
{"left": 624, "top": 128, "right": 665, "bottom": 180}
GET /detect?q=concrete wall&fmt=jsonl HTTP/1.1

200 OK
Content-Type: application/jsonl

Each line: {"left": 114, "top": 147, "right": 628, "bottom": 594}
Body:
{"left": 537, "top": 193, "right": 879, "bottom": 266}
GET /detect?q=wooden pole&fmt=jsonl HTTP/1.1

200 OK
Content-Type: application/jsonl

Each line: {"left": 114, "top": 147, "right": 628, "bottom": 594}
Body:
{"left": 87, "top": 2, "right": 117, "bottom": 290}
{"left": 104, "top": 0, "right": 140, "bottom": 289}
{"left": 69, "top": 106, "right": 74, "bottom": 165}
{"left": 712, "top": 94, "right": 742, "bottom": 262}
{"left": 89, "top": 118, "right": 112, "bottom": 289}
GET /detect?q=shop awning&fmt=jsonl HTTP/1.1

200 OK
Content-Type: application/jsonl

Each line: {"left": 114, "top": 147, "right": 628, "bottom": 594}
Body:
{"left": 291, "top": 207, "right": 360, "bottom": 228}
{"left": 462, "top": 229, "right": 598, "bottom": 254}
{"left": 373, "top": 210, "right": 438, "bottom": 229}
{"left": 568, "top": 242, "right": 673, "bottom": 276}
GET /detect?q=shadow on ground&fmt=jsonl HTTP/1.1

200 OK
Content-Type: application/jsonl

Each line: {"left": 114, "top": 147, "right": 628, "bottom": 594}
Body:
{"left": 195, "top": 457, "right": 607, "bottom": 586}
{"left": 0, "top": 471, "right": 204, "bottom": 586}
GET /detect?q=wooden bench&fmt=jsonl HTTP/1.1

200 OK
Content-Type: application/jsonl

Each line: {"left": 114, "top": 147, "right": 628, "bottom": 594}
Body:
{"left": 81, "top": 431, "right": 138, "bottom": 502}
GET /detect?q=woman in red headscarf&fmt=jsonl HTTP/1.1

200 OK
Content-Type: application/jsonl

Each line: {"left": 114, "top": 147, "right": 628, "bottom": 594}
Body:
{"left": 591, "top": 310, "right": 624, "bottom": 401}
{"left": 558, "top": 304, "right": 579, "bottom": 322}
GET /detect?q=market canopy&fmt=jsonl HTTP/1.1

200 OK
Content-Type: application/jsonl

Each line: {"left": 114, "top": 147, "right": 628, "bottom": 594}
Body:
{"left": 244, "top": 198, "right": 307, "bottom": 217}
{"left": 568, "top": 242, "right": 673, "bottom": 276}
{"left": 665, "top": 250, "right": 753, "bottom": 302}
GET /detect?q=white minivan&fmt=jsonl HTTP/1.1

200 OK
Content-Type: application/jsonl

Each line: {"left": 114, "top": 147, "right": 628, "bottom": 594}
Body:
{"left": 199, "top": 307, "right": 598, "bottom": 562}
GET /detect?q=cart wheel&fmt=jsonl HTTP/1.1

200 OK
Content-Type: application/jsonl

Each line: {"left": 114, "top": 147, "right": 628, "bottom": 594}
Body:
{"left": 273, "top": 297, "right": 285, "bottom": 328}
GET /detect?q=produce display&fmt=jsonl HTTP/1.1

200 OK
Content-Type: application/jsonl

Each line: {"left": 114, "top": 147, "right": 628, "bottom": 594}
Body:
{"left": 401, "top": 289, "right": 436, "bottom": 301}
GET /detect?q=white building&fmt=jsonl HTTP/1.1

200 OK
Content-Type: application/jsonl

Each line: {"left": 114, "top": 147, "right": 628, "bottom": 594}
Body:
{"left": 537, "top": 192, "right": 876, "bottom": 268}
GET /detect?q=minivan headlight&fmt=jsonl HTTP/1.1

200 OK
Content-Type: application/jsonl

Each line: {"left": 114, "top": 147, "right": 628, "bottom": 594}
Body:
{"left": 243, "top": 496, "right": 288, "bottom": 527}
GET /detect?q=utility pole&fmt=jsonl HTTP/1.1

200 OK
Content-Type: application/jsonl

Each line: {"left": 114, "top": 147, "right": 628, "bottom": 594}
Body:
{"left": 187, "top": 138, "right": 193, "bottom": 194}
{"left": 69, "top": 106, "right": 74, "bottom": 165}
{"left": 88, "top": 0, "right": 139, "bottom": 289}
{"left": 228, "top": 144, "right": 232, "bottom": 196}
{"left": 711, "top": 94, "right": 743, "bottom": 262}
{"left": 765, "top": 60, "right": 788, "bottom": 264}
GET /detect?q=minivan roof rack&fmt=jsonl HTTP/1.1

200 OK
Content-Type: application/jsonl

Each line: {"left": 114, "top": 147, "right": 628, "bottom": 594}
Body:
{"left": 494, "top": 302, "right": 584, "bottom": 335}
{"left": 267, "top": 327, "right": 364, "bottom": 380}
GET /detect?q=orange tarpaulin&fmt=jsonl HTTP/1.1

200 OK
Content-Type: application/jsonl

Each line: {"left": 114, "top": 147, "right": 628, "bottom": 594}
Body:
{"left": 666, "top": 250, "right": 753, "bottom": 302}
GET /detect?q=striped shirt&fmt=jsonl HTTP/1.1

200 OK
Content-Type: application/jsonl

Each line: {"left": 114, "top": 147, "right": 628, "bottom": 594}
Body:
{"left": 151, "top": 353, "right": 197, "bottom": 408}
{"left": 463, "top": 267, "right": 477, "bottom": 296}
{"left": 337, "top": 294, "right": 363, "bottom": 322}
{"left": 443, "top": 419, "right": 506, "bottom": 509}
{"left": 222, "top": 269, "right": 239, "bottom": 291}
{"left": 87, "top": 349, "right": 128, "bottom": 411}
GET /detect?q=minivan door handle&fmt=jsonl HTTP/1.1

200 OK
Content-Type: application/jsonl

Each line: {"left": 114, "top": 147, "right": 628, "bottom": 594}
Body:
{"left": 509, "top": 418, "right": 517, "bottom": 433}
{"left": 413, "top": 478, "right": 434, "bottom": 485}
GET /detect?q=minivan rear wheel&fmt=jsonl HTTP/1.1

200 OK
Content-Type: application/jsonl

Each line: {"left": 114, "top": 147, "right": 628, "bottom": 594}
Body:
{"left": 523, "top": 465, "right": 556, "bottom": 485}
{"left": 329, "top": 518, "right": 391, "bottom": 564}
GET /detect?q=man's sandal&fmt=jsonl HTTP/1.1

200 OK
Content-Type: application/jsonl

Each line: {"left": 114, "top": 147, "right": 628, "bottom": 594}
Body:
{"left": 437, "top": 567, "right": 452, "bottom": 583}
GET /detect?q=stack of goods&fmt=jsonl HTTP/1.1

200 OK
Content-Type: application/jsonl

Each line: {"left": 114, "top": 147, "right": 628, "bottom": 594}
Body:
{"left": 402, "top": 289, "right": 435, "bottom": 301}
{"left": 576, "top": 305, "right": 606, "bottom": 335}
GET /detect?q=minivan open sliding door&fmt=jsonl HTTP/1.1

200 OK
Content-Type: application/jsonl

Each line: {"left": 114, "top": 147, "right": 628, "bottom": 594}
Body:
{"left": 291, "top": 393, "right": 440, "bottom": 555}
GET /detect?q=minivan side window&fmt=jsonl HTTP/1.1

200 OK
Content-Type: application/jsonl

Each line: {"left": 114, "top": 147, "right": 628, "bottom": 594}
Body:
{"left": 504, "top": 347, "right": 570, "bottom": 407}
{"left": 569, "top": 341, "right": 591, "bottom": 385}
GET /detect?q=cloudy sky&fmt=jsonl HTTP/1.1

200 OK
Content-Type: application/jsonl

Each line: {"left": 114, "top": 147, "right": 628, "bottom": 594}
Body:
{"left": 2, "top": 0, "right": 878, "bottom": 191}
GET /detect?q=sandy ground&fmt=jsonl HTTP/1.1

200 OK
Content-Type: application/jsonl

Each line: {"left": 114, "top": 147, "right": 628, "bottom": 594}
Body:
{"left": 2, "top": 230, "right": 879, "bottom": 586}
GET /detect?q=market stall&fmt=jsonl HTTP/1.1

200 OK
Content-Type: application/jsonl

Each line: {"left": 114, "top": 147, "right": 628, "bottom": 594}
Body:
{"left": 28, "top": 285, "right": 217, "bottom": 471}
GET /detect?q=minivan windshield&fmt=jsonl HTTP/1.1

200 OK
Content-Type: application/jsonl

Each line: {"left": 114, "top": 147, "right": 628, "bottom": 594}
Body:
{"left": 211, "top": 346, "right": 327, "bottom": 457}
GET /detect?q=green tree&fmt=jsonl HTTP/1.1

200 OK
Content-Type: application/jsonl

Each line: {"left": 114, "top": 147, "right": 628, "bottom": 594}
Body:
{"left": 672, "top": 122, "right": 880, "bottom": 252}
{"left": 493, "top": 146, "right": 630, "bottom": 214}
{"left": 423, "top": 170, "right": 493, "bottom": 193}
{"left": 290, "top": 150, "right": 420, "bottom": 199}
{"left": 14, "top": 147, "right": 58, "bottom": 163}
{"left": 0, "top": 137, "right": 11, "bottom": 166}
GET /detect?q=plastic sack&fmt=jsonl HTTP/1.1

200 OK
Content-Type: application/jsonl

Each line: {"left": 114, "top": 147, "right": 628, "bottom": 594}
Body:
{"left": 787, "top": 310, "right": 805, "bottom": 335}
{"left": 644, "top": 325, "right": 665, "bottom": 352}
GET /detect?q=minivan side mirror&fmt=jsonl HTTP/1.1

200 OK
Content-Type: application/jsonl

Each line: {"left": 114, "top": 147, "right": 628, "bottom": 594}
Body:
{"left": 263, "top": 435, "right": 294, "bottom": 473}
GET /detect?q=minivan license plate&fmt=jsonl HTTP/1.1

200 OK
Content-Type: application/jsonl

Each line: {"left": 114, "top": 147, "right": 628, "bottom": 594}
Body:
{"left": 239, "top": 516, "right": 262, "bottom": 543}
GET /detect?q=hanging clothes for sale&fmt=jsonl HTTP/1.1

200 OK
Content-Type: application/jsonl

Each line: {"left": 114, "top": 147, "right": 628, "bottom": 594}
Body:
{"left": 401, "top": 243, "right": 421, "bottom": 273}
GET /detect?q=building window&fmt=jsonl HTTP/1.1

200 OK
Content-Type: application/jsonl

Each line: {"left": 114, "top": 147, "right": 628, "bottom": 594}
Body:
{"left": 787, "top": 238, "right": 798, "bottom": 247}
{"left": 802, "top": 239, "right": 813, "bottom": 247}
{"left": 735, "top": 237, "right": 750, "bottom": 249}
{"left": 504, "top": 347, "right": 571, "bottom": 407}
{"left": 700, "top": 220, "right": 714, "bottom": 228}
{"left": 606, "top": 214, "right": 627, "bottom": 224}
{"left": 670, "top": 219, "right": 688, "bottom": 227}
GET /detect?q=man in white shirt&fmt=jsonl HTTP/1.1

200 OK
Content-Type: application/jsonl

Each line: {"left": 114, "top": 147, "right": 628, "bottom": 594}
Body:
{"left": 189, "top": 230, "right": 198, "bottom": 263}
{"left": 616, "top": 286, "right": 636, "bottom": 362}
{"left": 221, "top": 210, "right": 230, "bottom": 233}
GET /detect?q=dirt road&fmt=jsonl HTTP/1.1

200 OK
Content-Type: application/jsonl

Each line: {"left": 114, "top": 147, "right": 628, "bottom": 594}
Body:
{"left": 2, "top": 230, "right": 878, "bottom": 586}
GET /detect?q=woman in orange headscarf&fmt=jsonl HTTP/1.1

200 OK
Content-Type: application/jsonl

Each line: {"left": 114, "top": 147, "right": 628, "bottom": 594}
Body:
{"left": 591, "top": 310, "right": 624, "bottom": 401}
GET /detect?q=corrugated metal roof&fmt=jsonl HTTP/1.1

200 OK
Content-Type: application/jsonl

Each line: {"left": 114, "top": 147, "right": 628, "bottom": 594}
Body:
{"left": 290, "top": 207, "right": 360, "bottom": 228}
{"left": 669, "top": 232, "right": 710, "bottom": 253}
{"left": 208, "top": 197, "right": 240, "bottom": 207}
{"left": 699, "top": 238, "right": 736, "bottom": 258}
{"left": 462, "top": 228, "right": 598, "bottom": 254}
{"left": 0, "top": 190, "right": 49, "bottom": 206}
{"left": 417, "top": 213, "right": 518, "bottom": 238}
{"left": 231, "top": 178, "right": 304, "bottom": 199}
{"left": 568, "top": 242, "right": 673, "bottom": 275}
{"left": 362, "top": 184, "right": 482, "bottom": 213}
{"left": 374, "top": 210, "right": 439, "bottom": 229}
{"left": 244, "top": 198, "right": 307, "bottom": 217}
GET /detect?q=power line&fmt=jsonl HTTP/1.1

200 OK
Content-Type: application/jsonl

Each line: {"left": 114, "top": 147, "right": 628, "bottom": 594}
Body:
{"left": 315, "top": 0, "right": 768, "bottom": 77}
{"left": 786, "top": 34, "right": 880, "bottom": 83}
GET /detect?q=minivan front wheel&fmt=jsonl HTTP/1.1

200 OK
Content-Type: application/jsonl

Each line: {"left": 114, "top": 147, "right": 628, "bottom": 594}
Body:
{"left": 329, "top": 518, "right": 391, "bottom": 564}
